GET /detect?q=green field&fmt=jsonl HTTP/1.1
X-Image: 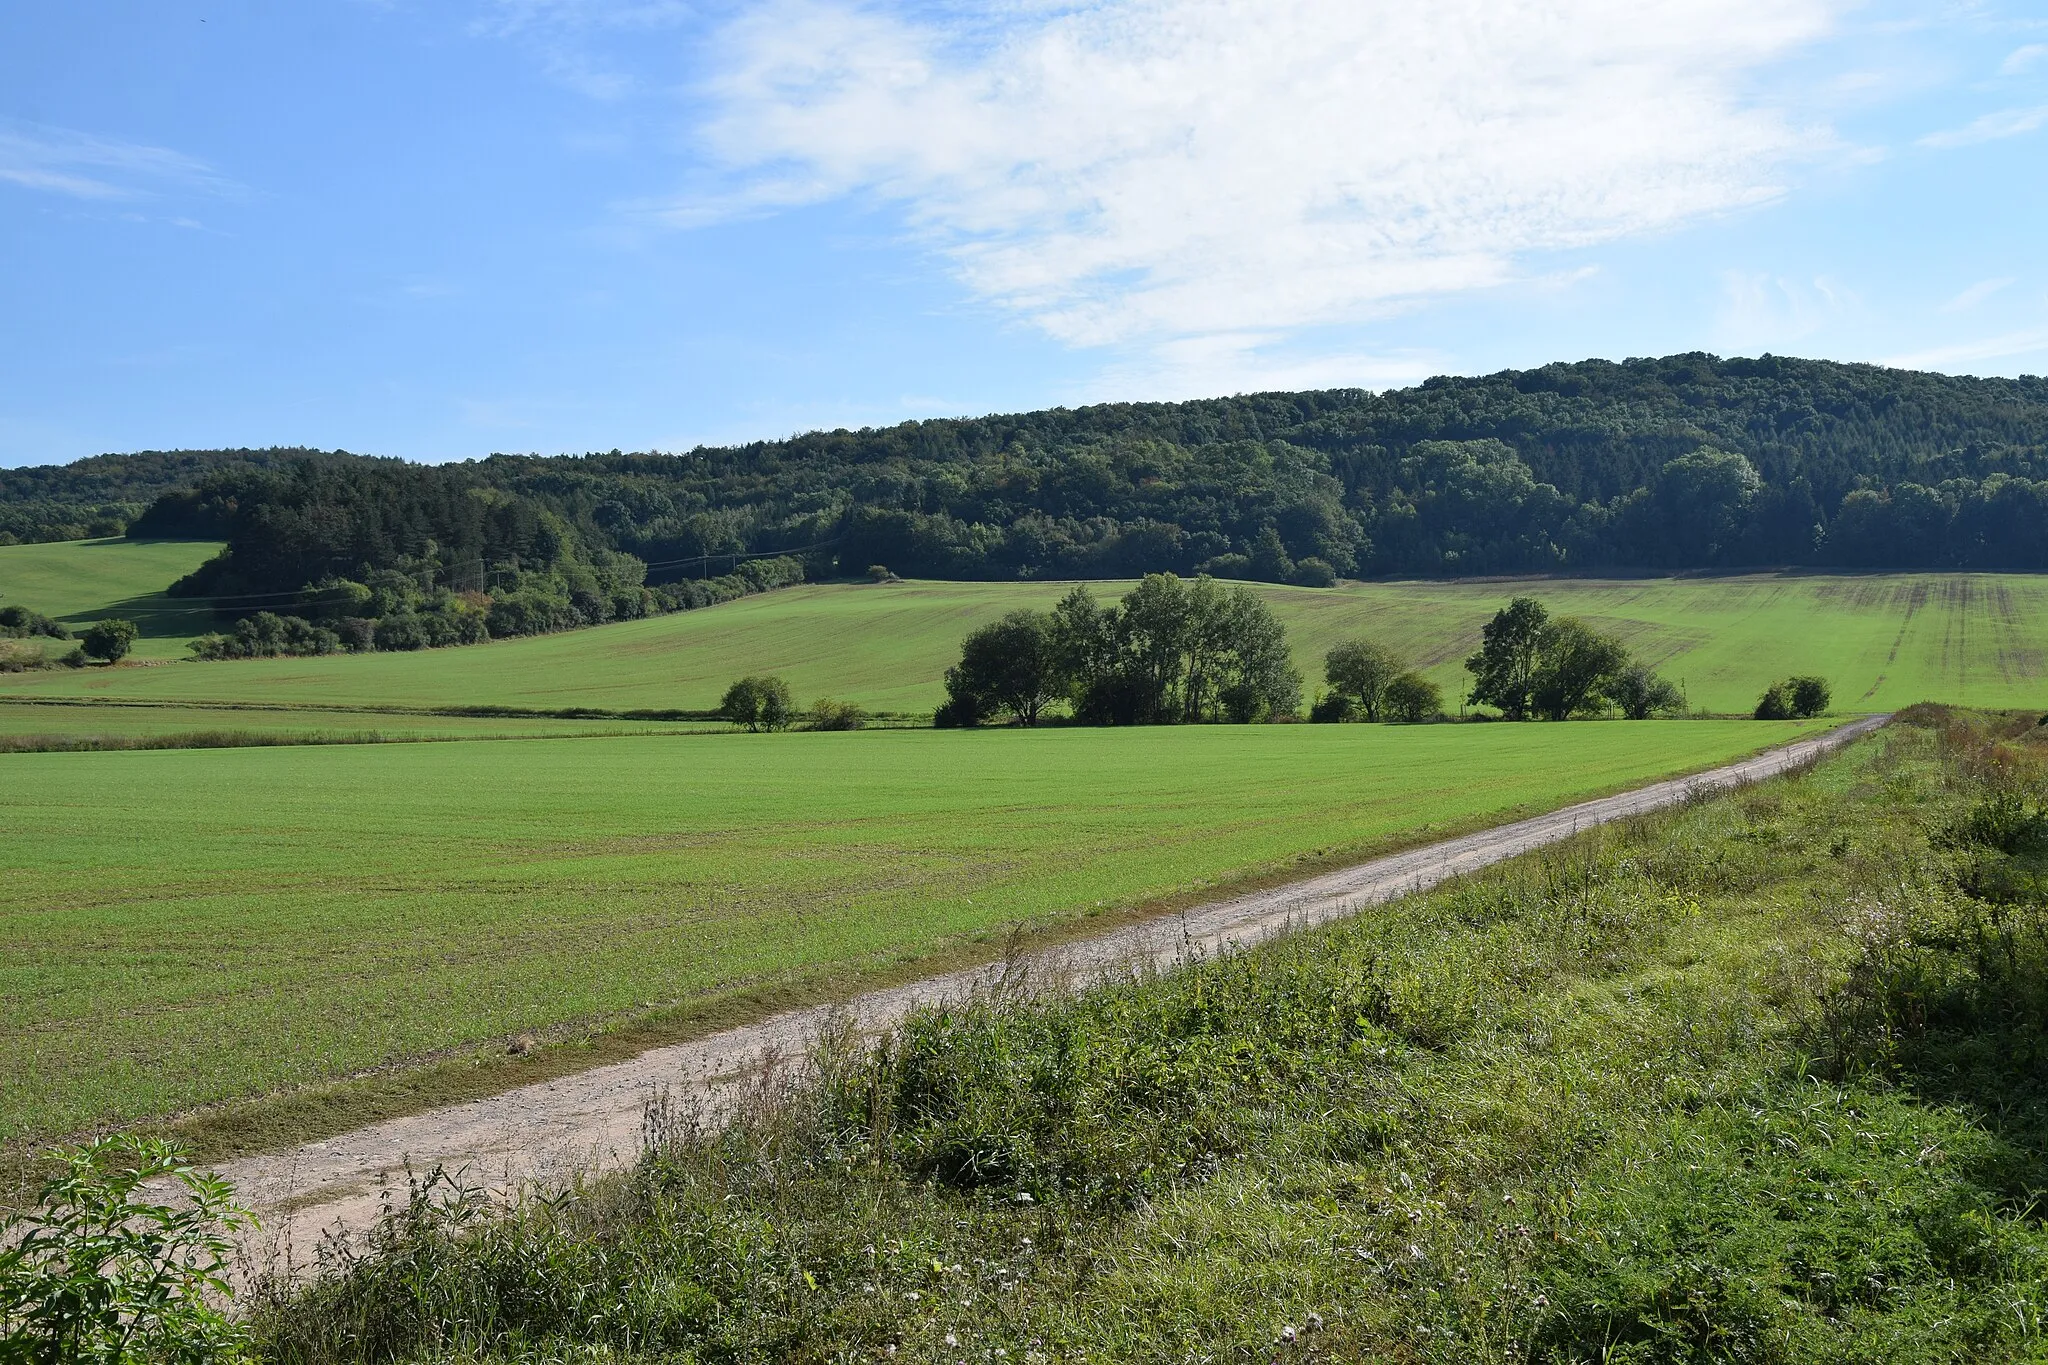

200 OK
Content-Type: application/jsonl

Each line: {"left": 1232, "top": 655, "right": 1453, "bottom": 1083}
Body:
{"left": 4, "top": 551, "right": 2048, "bottom": 716}
{"left": 0, "top": 537, "right": 222, "bottom": 661}
{"left": 240, "top": 713, "right": 2048, "bottom": 1364}
{"left": 0, "top": 701, "right": 723, "bottom": 744}
{"left": 0, "top": 718, "right": 1827, "bottom": 1143}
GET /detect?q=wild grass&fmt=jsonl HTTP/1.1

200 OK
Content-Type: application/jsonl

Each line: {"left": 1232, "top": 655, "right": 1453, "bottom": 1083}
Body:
{"left": 3, "top": 571, "right": 2047, "bottom": 715}
{"left": 242, "top": 711, "right": 2048, "bottom": 1363}
{"left": 0, "top": 720, "right": 1824, "bottom": 1150}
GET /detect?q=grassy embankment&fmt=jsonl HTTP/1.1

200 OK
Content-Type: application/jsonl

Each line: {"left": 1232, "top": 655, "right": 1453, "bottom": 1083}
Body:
{"left": 248, "top": 709, "right": 2048, "bottom": 1363}
{"left": 0, "top": 535, "right": 220, "bottom": 662}
{"left": 4, "top": 557, "right": 2047, "bottom": 724}
{"left": 1, "top": 720, "right": 1827, "bottom": 1155}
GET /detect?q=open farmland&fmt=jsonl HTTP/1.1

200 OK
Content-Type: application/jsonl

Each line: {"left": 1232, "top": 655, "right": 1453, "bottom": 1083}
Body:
{"left": 0, "top": 536, "right": 221, "bottom": 660}
{"left": 0, "top": 718, "right": 1827, "bottom": 1145}
{"left": 3, "top": 568, "right": 2047, "bottom": 718}
{"left": 239, "top": 712, "right": 2048, "bottom": 1363}
{"left": 0, "top": 700, "right": 722, "bottom": 745}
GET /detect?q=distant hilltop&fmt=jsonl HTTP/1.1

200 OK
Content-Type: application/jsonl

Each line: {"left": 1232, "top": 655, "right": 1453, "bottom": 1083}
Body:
{"left": 5, "top": 354, "right": 2047, "bottom": 591}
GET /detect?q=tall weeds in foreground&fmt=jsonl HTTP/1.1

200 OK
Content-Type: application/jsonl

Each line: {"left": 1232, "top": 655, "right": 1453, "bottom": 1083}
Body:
{"left": 0, "top": 1136, "right": 255, "bottom": 1364}
{"left": 247, "top": 711, "right": 2048, "bottom": 1363}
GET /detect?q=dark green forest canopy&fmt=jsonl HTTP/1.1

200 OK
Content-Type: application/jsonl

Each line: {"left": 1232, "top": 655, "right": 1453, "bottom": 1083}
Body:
{"left": 10, "top": 354, "right": 2048, "bottom": 592}
{"left": 0, "top": 448, "right": 313, "bottom": 544}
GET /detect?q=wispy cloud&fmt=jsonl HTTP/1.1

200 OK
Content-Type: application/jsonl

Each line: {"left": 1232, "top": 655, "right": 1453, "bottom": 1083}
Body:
{"left": 1716, "top": 270, "right": 1856, "bottom": 350}
{"left": 1885, "top": 327, "right": 2048, "bottom": 371}
{"left": 671, "top": 0, "right": 1842, "bottom": 355}
{"left": 476, "top": 0, "right": 700, "bottom": 95}
{"left": 1918, "top": 103, "right": 2048, "bottom": 148}
{"left": 0, "top": 121, "right": 237, "bottom": 201}
{"left": 1941, "top": 276, "right": 2016, "bottom": 312}
{"left": 480, "top": 0, "right": 697, "bottom": 34}
{"left": 2001, "top": 43, "right": 2048, "bottom": 76}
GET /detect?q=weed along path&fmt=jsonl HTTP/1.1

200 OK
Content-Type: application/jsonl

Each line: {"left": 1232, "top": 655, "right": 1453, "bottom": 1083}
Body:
{"left": 223, "top": 716, "right": 1887, "bottom": 1271}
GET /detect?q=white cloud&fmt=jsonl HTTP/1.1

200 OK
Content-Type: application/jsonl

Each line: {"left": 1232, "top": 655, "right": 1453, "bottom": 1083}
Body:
{"left": 1885, "top": 327, "right": 2048, "bottom": 371}
{"left": 673, "top": 0, "right": 1842, "bottom": 352}
{"left": 1918, "top": 103, "right": 2048, "bottom": 148}
{"left": 1941, "top": 276, "right": 2015, "bottom": 312}
{"left": 0, "top": 121, "right": 235, "bottom": 201}
{"left": 2001, "top": 43, "right": 2048, "bottom": 76}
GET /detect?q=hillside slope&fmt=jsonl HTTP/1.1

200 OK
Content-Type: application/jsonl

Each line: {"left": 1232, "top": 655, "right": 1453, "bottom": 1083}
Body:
{"left": 4, "top": 572, "right": 2043, "bottom": 716}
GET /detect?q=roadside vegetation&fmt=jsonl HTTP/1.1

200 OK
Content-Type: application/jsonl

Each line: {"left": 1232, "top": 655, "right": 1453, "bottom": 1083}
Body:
{"left": 241, "top": 709, "right": 2048, "bottom": 1361}
{"left": 15, "top": 706, "right": 2037, "bottom": 1361}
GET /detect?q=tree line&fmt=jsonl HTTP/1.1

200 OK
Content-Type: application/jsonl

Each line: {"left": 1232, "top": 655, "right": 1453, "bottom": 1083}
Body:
{"left": 928, "top": 587, "right": 1828, "bottom": 728}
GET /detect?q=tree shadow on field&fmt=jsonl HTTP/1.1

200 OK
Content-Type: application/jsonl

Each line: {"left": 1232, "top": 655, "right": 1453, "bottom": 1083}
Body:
{"left": 61, "top": 591, "right": 215, "bottom": 642}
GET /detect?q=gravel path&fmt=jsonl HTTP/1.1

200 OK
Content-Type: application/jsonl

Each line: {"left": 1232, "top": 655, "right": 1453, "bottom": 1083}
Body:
{"left": 225, "top": 716, "right": 1886, "bottom": 1271}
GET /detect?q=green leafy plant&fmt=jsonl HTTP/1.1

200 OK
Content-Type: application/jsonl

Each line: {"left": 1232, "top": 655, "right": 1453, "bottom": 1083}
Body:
{"left": 0, "top": 1136, "right": 255, "bottom": 1364}
{"left": 807, "top": 697, "right": 868, "bottom": 731}
{"left": 80, "top": 618, "right": 139, "bottom": 664}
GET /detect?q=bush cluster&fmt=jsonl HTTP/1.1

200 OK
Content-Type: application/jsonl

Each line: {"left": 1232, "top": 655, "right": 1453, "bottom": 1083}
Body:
{"left": 1755, "top": 674, "right": 1831, "bottom": 719}
{"left": 1460, "top": 595, "right": 1689, "bottom": 720}
{"left": 717, "top": 676, "right": 872, "bottom": 733}
{"left": 939, "top": 574, "right": 1301, "bottom": 727}
{"left": 0, "top": 605, "right": 70, "bottom": 640}
{"left": 1314, "top": 638, "right": 1443, "bottom": 722}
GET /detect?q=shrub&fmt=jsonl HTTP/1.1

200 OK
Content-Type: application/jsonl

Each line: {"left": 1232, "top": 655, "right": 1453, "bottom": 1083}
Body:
{"left": 1324, "top": 639, "right": 1402, "bottom": 720}
{"left": 1288, "top": 556, "right": 1337, "bottom": 588}
{"left": 188, "top": 611, "right": 343, "bottom": 661}
{"left": 0, "top": 1135, "right": 255, "bottom": 1364}
{"left": 1383, "top": 671, "right": 1442, "bottom": 722}
{"left": 932, "top": 694, "right": 985, "bottom": 728}
{"left": 1608, "top": 663, "right": 1683, "bottom": 719}
{"left": 1758, "top": 675, "right": 1830, "bottom": 719}
{"left": 1789, "top": 675, "right": 1831, "bottom": 717}
{"left": 719, "top": 675, "right": 793, "bottom": 731}
{"left": 80, "top": 618, "right": 138, "bottom": 664}
{"left": 1308, "top": 691, "right": 1355, "bottom": 723}
{"left": 1195, "top": 552, "right": 1252, "bottom": 579}
{"left": 867, "top": 564, "right": 894, "bottom": 582}
{"left": 808, "top": 698, "right": 867, "bottom": 731}
{"left": 1941, "top": 792, "right": 2048, "bottom": 857}
{"left": 0, "top": 605, "right": 70, "bottom": 640}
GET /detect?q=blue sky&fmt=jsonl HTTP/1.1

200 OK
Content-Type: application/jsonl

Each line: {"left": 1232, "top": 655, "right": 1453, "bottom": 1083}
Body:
{"left": 2, "top": 0, "right": 2044, "bottom": 468}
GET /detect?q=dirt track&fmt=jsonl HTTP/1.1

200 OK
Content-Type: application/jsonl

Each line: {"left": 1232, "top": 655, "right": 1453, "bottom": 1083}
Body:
{"left": 223, "top": 716, "right": 1887, "bottom": 1271}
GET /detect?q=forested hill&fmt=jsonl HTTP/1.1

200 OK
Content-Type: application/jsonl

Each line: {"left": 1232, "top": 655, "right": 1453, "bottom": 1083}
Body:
{"left": 9, "top": 355, "right": 2048, "bottom": 597}
{"left": 0, "top": 448, "right": 314, "bottom": 544}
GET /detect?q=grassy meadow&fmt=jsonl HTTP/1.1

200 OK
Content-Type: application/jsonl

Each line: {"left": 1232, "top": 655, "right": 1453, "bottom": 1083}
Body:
{"left": 0, "top": 701, "right": 721, "bottom": 746}
{"left": 0, "top": 718, "right": 1828, "bottom": 1145}
{"left": 5, "top": 553, "right": 2048, "bottom": 717}
{"left": 248, "top": 710, "right": 2048, "bottom": 1363}
{"left": 0, "top": 536, "right": 221, "bottom": 660}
